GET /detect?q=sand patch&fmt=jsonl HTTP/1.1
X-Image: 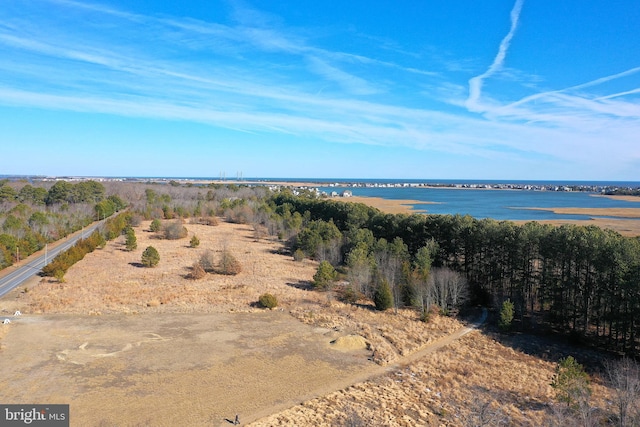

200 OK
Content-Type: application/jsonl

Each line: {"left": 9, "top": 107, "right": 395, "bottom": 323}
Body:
{"left": 330, "top": 334, "right": 368, "bottom": 352}
{"left": 341, "top": 196, "right": 435, "bottom": 214}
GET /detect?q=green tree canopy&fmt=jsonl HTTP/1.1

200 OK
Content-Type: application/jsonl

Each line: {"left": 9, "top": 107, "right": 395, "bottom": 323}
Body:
{"left": 141, "top": 246, "right": 160, "bottom": 267}
{"left": 313, "top": 260, "right": 337, "bottom": 290}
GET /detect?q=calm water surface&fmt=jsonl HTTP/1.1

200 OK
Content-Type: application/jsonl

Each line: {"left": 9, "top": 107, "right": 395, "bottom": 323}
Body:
{"left": 319, "top": 187, "right": 640, "bottom": 221}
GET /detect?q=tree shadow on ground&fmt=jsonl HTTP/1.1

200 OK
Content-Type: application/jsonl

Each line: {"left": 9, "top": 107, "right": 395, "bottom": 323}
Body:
{"left": 128, "top": 262, "right": 145, "bottom": 268}
{"left": 478, "top": 314, "right": 610, "bottom": 373}
{"left": 286, "top": 280, "right": 314, "bottom": 291}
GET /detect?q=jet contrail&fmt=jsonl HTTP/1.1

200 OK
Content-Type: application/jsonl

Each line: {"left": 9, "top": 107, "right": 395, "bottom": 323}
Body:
{"left": 466, "top": 0, "right": 525, "bottom": 112}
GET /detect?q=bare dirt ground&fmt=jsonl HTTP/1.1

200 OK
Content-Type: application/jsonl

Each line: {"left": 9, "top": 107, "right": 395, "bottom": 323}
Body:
{"left": 0, "top": 219, "right": 617, "bottom": 426}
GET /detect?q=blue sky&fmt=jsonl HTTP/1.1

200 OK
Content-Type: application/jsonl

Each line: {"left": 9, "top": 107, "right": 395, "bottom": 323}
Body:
{"left": 1, "top": 0, "right": 639, "bottom": 180}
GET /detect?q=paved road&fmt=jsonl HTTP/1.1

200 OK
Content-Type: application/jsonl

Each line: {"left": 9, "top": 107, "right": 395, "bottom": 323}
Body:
{"left": 0, "top": 221, "right": 105, "bottom": 298}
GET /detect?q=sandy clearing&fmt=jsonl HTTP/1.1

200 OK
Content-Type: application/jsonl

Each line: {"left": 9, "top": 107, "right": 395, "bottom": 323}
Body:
{"left": 0, "top": 312, "right": 371, "bottom": 426}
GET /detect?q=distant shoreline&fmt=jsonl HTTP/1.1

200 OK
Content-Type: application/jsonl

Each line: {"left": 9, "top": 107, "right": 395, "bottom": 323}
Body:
{"left": 339, "top": 195, "right": 640, "bottom": 237}
{"left": 4, "top": 175, "right": 640, "bottom": 193}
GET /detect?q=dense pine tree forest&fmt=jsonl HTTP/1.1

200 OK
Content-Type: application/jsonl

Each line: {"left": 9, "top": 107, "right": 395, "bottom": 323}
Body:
{"left": 268, "top": 192, "right": 640, "bottom": 356}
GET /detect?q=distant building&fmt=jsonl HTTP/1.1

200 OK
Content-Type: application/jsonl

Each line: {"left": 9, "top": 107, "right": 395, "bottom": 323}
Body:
{"left": 341, "top": 190, "right": 353, "bottom": 197}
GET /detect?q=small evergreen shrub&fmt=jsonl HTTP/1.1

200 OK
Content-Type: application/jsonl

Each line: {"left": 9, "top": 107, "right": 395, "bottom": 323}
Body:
{"left": 337, "top": 285, "right": 360, "bottom": 305}
{"left": 551, "top": 356, "right": 591, "bottom": 408}
{"left": 258, "top": 293, "right": 278, "bottom": 309}
{"left": 313, "top": 260, "right": 337, "bottom": 290}
{"left": 190, "top": 235, "right": 200, "bottom": 248}
{"left": 125, "top": 229, "right": 137, "bottom": 251}
{"left": 150, "top": 219, "right": 161, "bottom": 232}
{"left": 293, "top": 248, "right": 305, "bottom": 262}
{"left": 374, "top": 280, "right": 393, "bottom": 311}
{"left": 499, "top": 299, "right": 515, "bottom": 331}
{"left": 141, "top": 246, "right": 160, "bottom": 267}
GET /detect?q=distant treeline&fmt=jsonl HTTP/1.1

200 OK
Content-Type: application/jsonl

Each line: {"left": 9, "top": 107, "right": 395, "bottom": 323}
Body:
{"left": 0, "top": 180, "right": 127, "bottom": 270}
{"left": 268, "top": 191, "right": 640, "bottom": 355}
{"left": 41, "top": 212, "right": 130, "bottom": 280}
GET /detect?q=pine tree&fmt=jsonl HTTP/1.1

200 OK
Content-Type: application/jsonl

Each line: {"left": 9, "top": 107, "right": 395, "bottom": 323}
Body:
{"left": 551, "top": 356, "right": 591, "bottom": 408}
{"left": 313, "top": 260, "right": 337, "bottom": 290}
{"left": 499, "top": 299, "right": 514, "bottom": 331}
{"left": 374, "top": 279, "right": 393, "bottom": 311}
{"left": 141, "top": 246, "right": 160, "bottom": 267}
{"left": 125, "top": 229, "right": 137, "bottom": 251}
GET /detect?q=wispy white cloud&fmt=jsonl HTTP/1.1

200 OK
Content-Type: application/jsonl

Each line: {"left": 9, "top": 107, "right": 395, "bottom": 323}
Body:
{"left": 0, "top": 0, "right": 639, "bottom": 179}
{"left": 466, "top": 0, "right": 525, "bottom": 112}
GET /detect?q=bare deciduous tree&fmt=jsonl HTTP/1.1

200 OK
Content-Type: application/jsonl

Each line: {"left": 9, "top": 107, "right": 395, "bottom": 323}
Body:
{"left": 462, "top": 396, "right": 509, "bottom": 427}
{"left": 429, "top": 267, "right": 468, "bottom": 313}
{"left": 604, "top": 357, "right": 640, "bottom": 426}
{"left": 199, "top": 250, "right": 215, "bottom": 273}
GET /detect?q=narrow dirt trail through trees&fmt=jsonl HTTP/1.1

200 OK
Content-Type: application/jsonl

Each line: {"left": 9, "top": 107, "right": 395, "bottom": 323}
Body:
{"left": 242, "top": 309, "right": 488, "bottom": 426}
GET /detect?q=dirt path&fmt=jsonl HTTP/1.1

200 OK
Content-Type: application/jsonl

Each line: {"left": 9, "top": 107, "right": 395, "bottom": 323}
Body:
{"left": 243, "top": 309, "right": 488, "bottom": 426}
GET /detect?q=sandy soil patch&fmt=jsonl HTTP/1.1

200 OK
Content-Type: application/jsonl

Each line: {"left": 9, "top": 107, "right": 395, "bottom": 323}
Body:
{"left": 0, "top": 312, "right": 371, "bottom": 426}
{"left": 341, "top": 196, "right": 434, "bottom": 214}
{"left": 599, "top": 195, "right": 640, "bottom": 203}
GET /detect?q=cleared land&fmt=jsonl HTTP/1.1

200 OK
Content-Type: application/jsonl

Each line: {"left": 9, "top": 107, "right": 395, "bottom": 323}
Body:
{"left": 0, "top": 219, "right": 618, "bottom": 425}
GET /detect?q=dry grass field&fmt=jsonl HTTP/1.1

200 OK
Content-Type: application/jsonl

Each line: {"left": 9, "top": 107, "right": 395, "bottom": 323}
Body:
{"left": 0, "top": 217, "right": 620, "bottom": 426}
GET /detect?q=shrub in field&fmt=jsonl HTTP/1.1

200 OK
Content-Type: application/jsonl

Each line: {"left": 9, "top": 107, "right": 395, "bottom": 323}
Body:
{"left": 125, "top": 228, "right": 137, "bottom": 251}
{"left": 374, "top": 279, "right": 393, "bottom": 311}
{"left": 190, "top": 235, "right": 200, "bottom": 248}
{"left": 141, "top": 246, "right": 160, "bottom": 267}
{"left": 337, "top": 285, "right": 360, "bottom": 305}
{"left": 198, "top": 216, "right": 218, "bottom": 226}
{"left": 54, "top": 269, "right": 65, "bottom": 283}
{"left": 163, "top": 220, "right": 188, "bottom": 240}
{"left": 129, "top": 214, "right": 143, "bottom": 227}
{"left": 258, "top": 293, "right": 278, "bottom": 309}
{"left": 313, "top": 260, "right": 336, "bottom": 290}
{"left": 293, "top": 248, "right": 305, "bottom": 262}
{"left": 551, "top": 356, "right": 591, "bottom": 409}
{"left": 189, "top": 261, "right": 206, "bottom": 280}
{"left": 150, "top": 219, "right": 161, "bottom": 232}
{"left": 218, "top": 249, "right": 241, "bottom": 275}
{"left": 199, "top": 250, "right": 215, "bottom": 272}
